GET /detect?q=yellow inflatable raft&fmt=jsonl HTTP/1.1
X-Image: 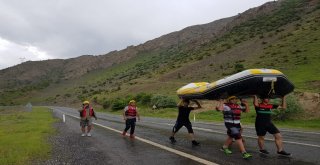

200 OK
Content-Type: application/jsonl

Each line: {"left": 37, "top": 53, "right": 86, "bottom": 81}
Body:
{"left": 177, "top": 69, "right": 294, "bottom": 100}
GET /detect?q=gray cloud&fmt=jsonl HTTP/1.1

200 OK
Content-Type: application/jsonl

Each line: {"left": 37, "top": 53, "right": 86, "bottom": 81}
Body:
{"left": 0, "top": 0, "right": 271, "bottom": 69}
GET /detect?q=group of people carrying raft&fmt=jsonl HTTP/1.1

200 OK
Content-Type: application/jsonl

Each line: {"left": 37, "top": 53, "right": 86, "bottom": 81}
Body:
{"left": 169, "top": 95, "right": 291, "bottom": 159}
{"left": 79, "top": 95, "right": 291, "bottom": 160}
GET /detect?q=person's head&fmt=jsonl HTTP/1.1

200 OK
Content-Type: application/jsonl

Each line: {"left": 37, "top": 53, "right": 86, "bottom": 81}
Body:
{"left": 83, "top": 100, "right": 90, "bottom": 106}
{"left": 227, "top": 96, "right": 238, "bottom": 104}
{"left": 261, "top": 97, "right": 270, "bottom": 104}
{"left": 129, "top": 100, "right": 136, "bottom": 106}
{"left": 178, "top": 99, "right": 190, "bottom": 107}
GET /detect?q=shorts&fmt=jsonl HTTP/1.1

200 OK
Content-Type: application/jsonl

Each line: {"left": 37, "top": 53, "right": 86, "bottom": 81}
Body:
{"left": 80, "top": 119, "right": 92, "bottom": 127}
{"left": 173, "top": 121, "right": 194, "bottom": 133}
{"left": 225, "top": 123, "right": 242, "bottom": 140}
{"left": 255, "top": 121, "right": 280, "bottom": 136}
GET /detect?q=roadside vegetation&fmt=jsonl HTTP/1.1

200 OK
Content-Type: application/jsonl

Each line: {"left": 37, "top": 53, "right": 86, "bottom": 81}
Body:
{"left": 99, "top": 93, "right": 320, "bottom": 131}
{"left": 1, "top": 0, "right": 319, "bottom": 130}
{"left": 0, "top": 107, "right": 56, "bottom": 165}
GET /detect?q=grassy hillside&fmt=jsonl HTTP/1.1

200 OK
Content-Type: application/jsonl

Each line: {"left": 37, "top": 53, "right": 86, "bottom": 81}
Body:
{"left": 1, "top": 0, "right": 319, "bottom": 109}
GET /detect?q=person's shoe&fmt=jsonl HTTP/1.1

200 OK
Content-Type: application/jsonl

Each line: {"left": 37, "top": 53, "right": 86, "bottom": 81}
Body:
{"left": 242, "top": 152, "right": 252, "bottom": 159}
{"left": 81, "top": 133, "right": 86, "bottom": 137}
{"left": 277, "top": 150, "right": 291, "bottom": 157}
{"left": 169, "top": 136, "right": 176, "bottom": 143}
{"left": 192, "top": 140, "right": 200, "bottom": 146}
{"left": 259, "top": 149, "right": 270, "bottom": 154}
{"left": 87, "top": 133, "right": 91, "bottom": 137}
{"left": 130, "top": 134, "right": 135, "bottom": 139}
{"left": 220, "top": 147, "right": 232, "bottom": 154}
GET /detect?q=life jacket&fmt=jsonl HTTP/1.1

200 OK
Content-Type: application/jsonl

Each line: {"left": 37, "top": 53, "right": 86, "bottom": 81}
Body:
{"left": 223, "top": 103, "right": 242, "bottom": 124}
{"left": 125, "top": 105, "right": 137, "bottom": 117}
{"left": 81, "top": 106, "right": 94, "bottom": 118}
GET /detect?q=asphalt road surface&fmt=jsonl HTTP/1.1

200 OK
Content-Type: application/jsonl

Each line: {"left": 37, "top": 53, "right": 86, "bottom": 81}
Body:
{"left": 50, "top": 107, "right": 320, "bottom": 165}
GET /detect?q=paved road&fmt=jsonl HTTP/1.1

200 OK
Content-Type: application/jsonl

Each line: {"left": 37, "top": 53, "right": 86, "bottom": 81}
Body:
{"left": 51, "top": 107, "right": 320, "bottom": 165}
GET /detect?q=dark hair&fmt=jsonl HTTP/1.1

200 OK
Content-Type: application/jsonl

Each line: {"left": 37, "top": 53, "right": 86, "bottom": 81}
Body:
{"left": 178, "top": 99, "right": 190, "bottom": 107}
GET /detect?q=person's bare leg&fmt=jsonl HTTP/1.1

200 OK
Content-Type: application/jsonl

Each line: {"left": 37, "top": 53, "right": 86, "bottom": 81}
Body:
{"left": 258, "top": 136, "right": 265, "bottom": 150}
{"left": 223, "top": 137, "right": 233, "bottom": 148}
{"left": 87, "top": 125, "right": 92, "bottom": 133}
{"left": 236, "top": 138, "right": 246, "bottom": 153}
{"left": 274, "top": 133, "right": 283, "bottom": 152}
{"left": 189, "top": 133, "right": 195, "bottom": 141}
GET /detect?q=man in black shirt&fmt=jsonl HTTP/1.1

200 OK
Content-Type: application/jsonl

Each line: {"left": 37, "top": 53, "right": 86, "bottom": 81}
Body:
{"left": 169, "top": 99, "right": 201, "bottom": 146}
{"left": 253, "top": 95, "right": 291, "bottom": 156}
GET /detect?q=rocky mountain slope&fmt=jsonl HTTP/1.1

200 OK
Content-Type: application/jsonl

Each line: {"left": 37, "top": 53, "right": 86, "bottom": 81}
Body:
{"left": 0, "top": 0, "right": 319, "bottom": 106}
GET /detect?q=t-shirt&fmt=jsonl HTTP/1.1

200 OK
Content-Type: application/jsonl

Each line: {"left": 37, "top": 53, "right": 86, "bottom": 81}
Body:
{"left": 85, "top": 106, "right": 90, "bottom": 119}
{"left": 177, "top": 106, "right": 194, "bottom": 122}
{"left": 255, "top": 103, "right": 279, "bottom": 123}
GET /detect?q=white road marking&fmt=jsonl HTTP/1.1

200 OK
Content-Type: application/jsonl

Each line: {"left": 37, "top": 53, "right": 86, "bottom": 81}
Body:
{"left": 145, "top": 121, "right": 320, "bottom": 148}
{"left": 58, "top": 110, "right": 219, "bottom": 165}
{"left": 53, "top": 108, "right": 320, "bottom": 149}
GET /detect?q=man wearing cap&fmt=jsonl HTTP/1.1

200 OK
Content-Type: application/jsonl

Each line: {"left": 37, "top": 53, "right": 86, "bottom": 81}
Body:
{"left": 122, "top": 100, "right": 140, "bottom": 138}
{"left": 216, "top": 96, "right": 252, "bottom": 159}
{"left": 79, "top": 101, "right": 97, "bottom": 137}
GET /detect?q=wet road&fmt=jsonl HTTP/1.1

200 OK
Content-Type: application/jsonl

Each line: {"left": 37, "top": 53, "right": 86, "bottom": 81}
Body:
{"left": 51, "top": 107, "right": 320, "bottom": 165}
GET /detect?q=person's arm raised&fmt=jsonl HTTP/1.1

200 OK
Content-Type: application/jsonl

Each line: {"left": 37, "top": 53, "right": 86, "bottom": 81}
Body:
{"left": 279, "top": 96, "right": 287, "bottom": 110}
{"left": 192, "top": 100, "right": 202, "bottom": 110}
{"left": 241, "top": 99, "right": 250, "bottom": 113}
{"left": 253, "top": 95, "right": 259, "bottom": 107}
{"left": 216, "top": 99, "right": 224, "bottom": 111}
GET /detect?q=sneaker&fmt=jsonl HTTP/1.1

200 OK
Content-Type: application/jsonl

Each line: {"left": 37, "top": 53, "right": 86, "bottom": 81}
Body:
{"left": 169, "top": 136, "right": 176, "bottom": 143}
{"left": 259, "top": 149, "right": 270, "bottom": 154}
{"left": 130, "top": 134, "right": 135, "bottom": 139}
{"left": 277, "top": 150, "right": 291, "bottom": 157}
{"left": 81, "top": 133, "right": 86, "bottom": 137}
{"left": 242, "top": 152, "right": 252, "bottom": 159}
{"left": 192, "top": 140, "right": 200, "bottom": 146}
{"left": 220, "top": 147, "right": 232, "bottom": 154}
{"left": 87, "top": 133, "right": 91, "bottom": 137}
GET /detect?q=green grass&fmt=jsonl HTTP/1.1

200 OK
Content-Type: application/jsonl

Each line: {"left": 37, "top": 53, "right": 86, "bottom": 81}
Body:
{"left": 0, "top": 107, "right": 57, "bottom": 165}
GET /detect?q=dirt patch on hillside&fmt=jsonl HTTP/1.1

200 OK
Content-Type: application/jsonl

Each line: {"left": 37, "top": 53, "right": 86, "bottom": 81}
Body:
{"left": 297, "top": 92, "right": 320, "bottom": 119}
{"left": 307, "top": 80, "right": 320, "bottom": 91}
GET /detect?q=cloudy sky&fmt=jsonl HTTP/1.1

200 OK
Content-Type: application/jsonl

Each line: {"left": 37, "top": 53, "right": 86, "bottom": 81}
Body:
{"left": 0, "top": 0, "right": 271, "bottom": 70}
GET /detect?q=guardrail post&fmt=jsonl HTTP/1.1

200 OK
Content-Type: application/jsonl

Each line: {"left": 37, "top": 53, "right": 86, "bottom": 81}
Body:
{"left": 193, "top": 113, "right": 196, "bottom": 123}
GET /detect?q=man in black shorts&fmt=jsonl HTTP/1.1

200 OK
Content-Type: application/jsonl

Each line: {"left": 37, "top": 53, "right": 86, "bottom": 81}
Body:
{"left": 169, "top": 99, "right": 201, "bottom": 146}
{"left": 253, "top": 95, "right": 291, "bottom": 156}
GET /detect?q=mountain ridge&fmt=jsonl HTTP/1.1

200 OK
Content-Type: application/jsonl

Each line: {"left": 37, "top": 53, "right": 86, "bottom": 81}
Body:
{"left": 1, "top": 0, "right": 319, "bottom": 106}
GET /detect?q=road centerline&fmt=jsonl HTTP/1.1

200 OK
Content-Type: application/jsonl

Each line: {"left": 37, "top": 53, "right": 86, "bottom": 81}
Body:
{"left": 56, "top": 110, "right": 219, "bottom": 165}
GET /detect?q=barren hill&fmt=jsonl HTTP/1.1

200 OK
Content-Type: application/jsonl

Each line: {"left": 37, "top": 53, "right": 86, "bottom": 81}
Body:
{"left": 0, "top": 0, "right": 319, "bottom": 106}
